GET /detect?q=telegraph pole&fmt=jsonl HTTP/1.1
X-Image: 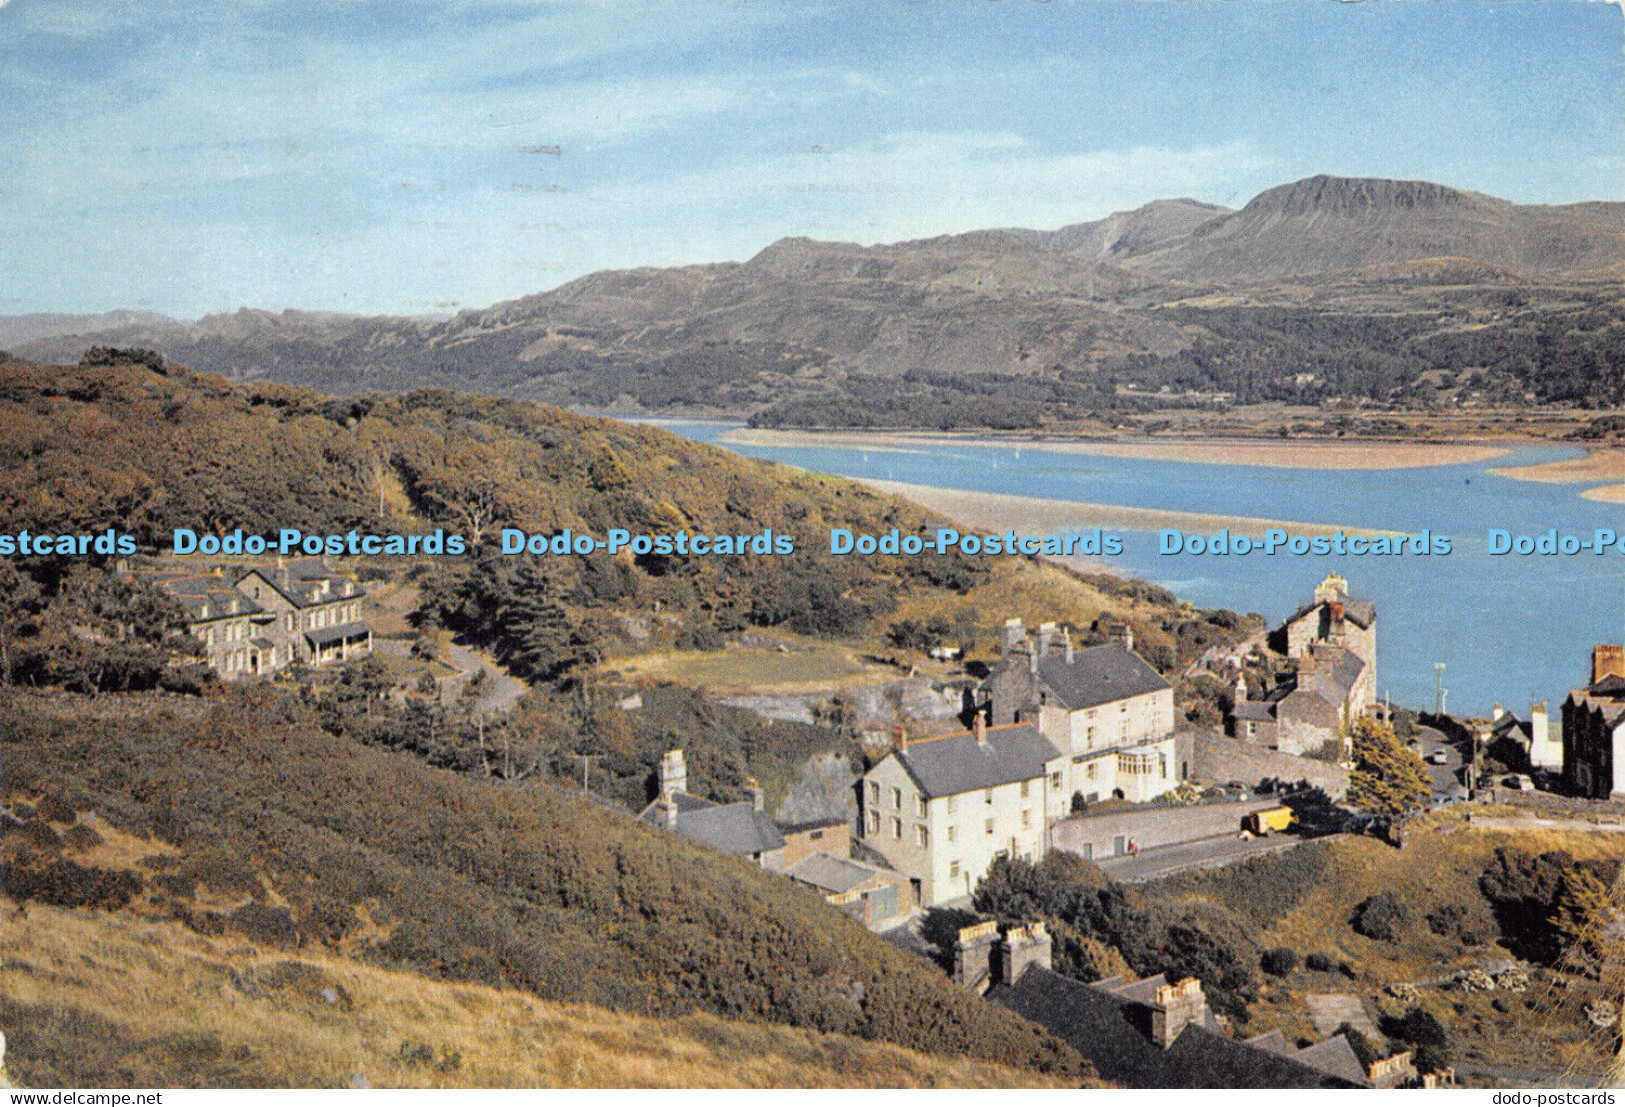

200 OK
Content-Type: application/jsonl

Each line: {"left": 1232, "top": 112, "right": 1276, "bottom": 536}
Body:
{"left": 1434, "top": 662, "right": 1446, "bottom": 717}
{"left": 572, "top": 753, "right": 603, "bottom": 794}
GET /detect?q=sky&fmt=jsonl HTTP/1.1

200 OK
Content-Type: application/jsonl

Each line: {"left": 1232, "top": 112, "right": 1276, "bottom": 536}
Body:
{"left": 2, "top": 0, "right": 1621, "bottom": 318}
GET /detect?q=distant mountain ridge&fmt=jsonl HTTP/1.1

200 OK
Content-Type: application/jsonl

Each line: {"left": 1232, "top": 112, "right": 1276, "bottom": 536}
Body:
{"left": 12, "top": 175, "right": 1625, "bottom": 420}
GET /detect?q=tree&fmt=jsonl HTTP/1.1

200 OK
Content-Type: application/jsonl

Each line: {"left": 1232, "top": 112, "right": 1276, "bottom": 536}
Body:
{"left": 1553, "top": 865, "right": 1617, "bottom": 964}
{"left": 1346, "top": 717, "right": 1431, "bottom": 816}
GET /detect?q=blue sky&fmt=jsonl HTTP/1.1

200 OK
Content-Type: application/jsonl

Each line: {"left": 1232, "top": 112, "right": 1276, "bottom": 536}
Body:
{"left": 2, "top": 0, "right": 1620, "bottom": 317}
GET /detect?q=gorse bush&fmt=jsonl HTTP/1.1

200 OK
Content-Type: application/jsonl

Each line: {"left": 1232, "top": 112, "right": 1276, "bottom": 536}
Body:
{"left": 1, "top": 688, "right": 1082, "bottom": 1076}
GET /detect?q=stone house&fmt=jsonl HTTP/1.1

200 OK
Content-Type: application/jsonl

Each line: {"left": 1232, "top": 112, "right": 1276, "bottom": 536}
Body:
{"left": 1562, "top": 646, "right": 1625, "bottom": 799}
{"left": 234, "top": 557, "right": 372, "bottom": 668}
{"left": 129, "top": 567, "right": 278, "bottom": 679}
{"left": 1230, "top": 573, "right": 1376, "bottom": 755}
{"left": 636, "top": 749, "right": 787, "bottom": 869}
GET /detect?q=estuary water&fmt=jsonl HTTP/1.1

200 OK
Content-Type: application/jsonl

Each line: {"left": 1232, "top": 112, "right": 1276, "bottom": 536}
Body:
{"left": 663, "top": 421, "right": 1625, "bottom": 716}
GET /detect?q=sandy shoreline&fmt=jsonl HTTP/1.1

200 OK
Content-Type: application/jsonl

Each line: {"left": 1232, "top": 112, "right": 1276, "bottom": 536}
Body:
{"left": 724, "top": 428, "right": 1514, "bottom": 470}
{"left": 861, "top": 479, "right": 1400, "bottom": 541}
{"left": 1488, "top": 446, "right": 1625, "bottom": 488}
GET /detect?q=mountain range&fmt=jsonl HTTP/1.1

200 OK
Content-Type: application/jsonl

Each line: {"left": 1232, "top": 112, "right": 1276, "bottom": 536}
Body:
{"left": 13, "top": 175, "right": 1625, "bottom": 424}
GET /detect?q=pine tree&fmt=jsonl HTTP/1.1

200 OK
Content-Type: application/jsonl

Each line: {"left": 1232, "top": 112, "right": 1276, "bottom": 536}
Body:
{"left": 1346, "top": 717, "right": 1431, "bottom": 816}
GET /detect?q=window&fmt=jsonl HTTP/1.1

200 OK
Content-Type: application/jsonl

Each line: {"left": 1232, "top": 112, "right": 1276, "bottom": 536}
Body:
{"left": 1019, "top": 780, "right": 1030, "bottom": 799}
{"left": 1050, "top": 771, "right": 1062, "bottom": 790}
{"left": 946, "top": 795, "right": 958, "bottom": 815}
{"left": 984, "top": 819, "right": 994, "bottom": 836}
{"left": 891, "top": 787, "right": 902, "bottom": 809}
{"left": 947, "top": 826, "right": 957, "bottom": 843}
{"left": 869, "top": 781, "right": 880, "bottom": 806}
{"left": 915, "top": 826, "right": 929, "bottom": 847}
{"left": 949, "top": 860, "right": 961, "bottom": 879}
{"left": 1021, "top": 809, "right": 1032, "bottom": 829}
{"left": 984, "top": 788, "right": 994, "bottom": 806}
{"left": 809, "top": 829, "right": 824, "bottom": 841}
{"left": 1087, "top": 762, "right": 1098, "bottom": 781}
{"left": 915, "top": 796, "right": 927, "bottom": 818}
{"left": 867, "top": 811, "right": 880, "bottom": 835}
{"left": 891, "top": 817, "right": 902, "bottom": 839}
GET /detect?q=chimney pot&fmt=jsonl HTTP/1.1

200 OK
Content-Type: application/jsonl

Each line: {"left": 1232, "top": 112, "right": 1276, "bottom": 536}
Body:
{"left": 973, "top": 713, "right": 987, "bottom": 746}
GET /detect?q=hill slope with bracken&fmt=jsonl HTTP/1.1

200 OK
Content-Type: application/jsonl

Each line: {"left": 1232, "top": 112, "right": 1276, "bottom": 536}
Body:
{"left": 0, "top": 687, "right": 1086, "bottom": 1084}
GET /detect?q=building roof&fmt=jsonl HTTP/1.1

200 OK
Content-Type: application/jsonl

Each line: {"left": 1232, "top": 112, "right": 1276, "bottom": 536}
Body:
{"left": 129, "top": 569, "right": 264, "bottom": 623}
{"left": 1231, "top": 701, "right": 1277, "bottom": 723}
{"left": 986, "top": 967, "right": 1363, "bottom": 1089}
{"left": 887, "top": 722, "right": 1060, "bottom": 800}
{"left": 1035, "top": 644, "right": 1170, "bottom": 712}
{"left": 239, "top": 557, "right": 365, "bottom": 609}
{"left": 636, "top": 793, "right": 787, "bottom": 857}
{"left": 785, "top": 852, "right": 895, "bottom": 895}
{"left": 1284, "top": 594, "right": 1375, "bottom": 630}
{"left": 304, "top": 620, "right": 373, "bottom": 647}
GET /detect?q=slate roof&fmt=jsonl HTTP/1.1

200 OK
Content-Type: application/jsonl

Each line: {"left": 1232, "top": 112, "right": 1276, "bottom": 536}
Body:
{"left": 986, "top": 967, "right": 1364, "bottom": 1089}
{"left": 1589, "top": 675, "right": 1625, "bottom": 699}
{"left": 889, "top": 723, "right": 1060, "bottom": 800}
{"left": 1284, "top": 595, "right": 1375, "bottom": 630}
{"left": 130, "top": 570, "right": 263, "bottom": 623}
{"left": 785, "top": 852, "right": 895, "bottom": 895}
{"left": 240, "top": 557, "right": 365, "bottom": 609}
{"left": 636, "top": 793, "right": 787, "bottom": 857}
{"left": 1232, "top": 701, "right": 1277, "bottom": 722}
{"left": 1036, "top": 645, "right": 1170, "bottom": 711}
{"left": 304, "top": 620, "right": 373, "bottom": 647}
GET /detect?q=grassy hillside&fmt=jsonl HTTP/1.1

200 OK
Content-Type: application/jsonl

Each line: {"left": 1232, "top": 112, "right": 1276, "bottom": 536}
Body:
{"left": 0, "top": 901, "right": 1076, "bottom": 1088}
{"left": 0, "top": 686, "right": 1084, "bottom": 1081}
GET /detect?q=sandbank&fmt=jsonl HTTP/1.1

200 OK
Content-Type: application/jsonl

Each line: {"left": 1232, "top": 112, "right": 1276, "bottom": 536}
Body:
{"left": 724, "top": 428, "right": 1510, "bottom": 470}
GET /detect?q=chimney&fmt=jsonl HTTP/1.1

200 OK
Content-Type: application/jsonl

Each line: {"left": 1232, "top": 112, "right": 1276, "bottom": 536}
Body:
{"left": 1036, "top": 622, "right": 1057, "bottom": 658}
{"left": 659, "top": 748, "right": 687, "bottom": 800}
{"left": 1108, "top": 622, "right": 1134, "bottom": 653}
{"left": 1028, "top": 643, "right": 1039, "bottom": 676}
{"left": 274, "top": 557, "right": 290, "bottom": 590}
{"left": 1150, "top": 978, "right": 1208, "bottom": 1048}
{"left": 952, "top": 920, "right": 1000, "bottom": 991}
{"left": 1000, "top": 618, "right": 1026, "bottom": 659}
{"left": 1492, "top": 702, "right": 1504, "bottom": 722}
{"left": 1233, "top": 673, "right": 1248, "bottom": 707}
{"left": 893, "top": 722, "right": 910, "bottom": 752}
{"left": 1593, "top": 645, "right": 1625, "bottom": 686}
{"left": 1314, "top": 572, "right": 1348, "bottom": 606}
{"left": 994, "top": 922, "right": 1054, "bottom": 985}
{"left": 973, "top": 712, "right": 988, "bottom": 747}
{"left": 659, "top": 798, "right": 679, "bottom": 830}
{"left": 1062, "top": 627, "right": 1074, "bottom": 664}
{"left": 745, "top": 777, "right": 764, "bottom": 813}
{"left": 1328, "top": 600, "right": 1346, "bottom": 641}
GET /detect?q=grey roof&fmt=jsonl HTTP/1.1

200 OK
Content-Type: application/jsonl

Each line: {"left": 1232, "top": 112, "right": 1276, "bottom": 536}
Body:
{"left": 1284, "top": 595, "right": 1375, "bottom": 630}
{"left": 890, "top": 723, "right": 1060, "bottom": 799}
{"left": 1232, "top": 701, "right": 1277, "bottom": 722}
{"left": 637, "top": 794, "right": 786, "bottom": 857}
{"left": 130, "top": 570, "right": 264, "bottom": 623}
{"left": 785, "top": 852, "right": 894, "bottom": 895}
{"left": 240, "top": 558, "right": 365, "bottom": 610}
{"left": 1036, "top": 645, "right": 1170, "bottom": 711}
{"left": 1295, "top": 1037, "right": 1369, "bottom": 1085}
{"left": 304, "top": 620, "right": 372, "bottom": 647}
{"left": 987, "top": 967, "right": 1363, "bottom": 1089}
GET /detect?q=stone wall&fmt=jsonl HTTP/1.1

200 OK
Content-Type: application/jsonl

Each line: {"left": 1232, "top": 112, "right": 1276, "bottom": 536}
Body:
{"left": 1192, "top": 731, "right": 1350, "bottom": 798}
{"left": 1049, "top": 797, "right": 1279, "bottom": 860}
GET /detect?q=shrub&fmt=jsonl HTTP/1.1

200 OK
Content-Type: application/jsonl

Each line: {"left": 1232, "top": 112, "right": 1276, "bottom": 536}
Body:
{"left": 1261, "top": 947, "right": 1299, "bottom": 976}
{"left": 61, "top": 824, "right": 104, "bottom": 852}
{"left": 1351, "top": 891, "right": 1408, "bottom": 943}
{"left": 1304, "top": 951, "right": 1336, "bottom": 972}
{"left": 1390, "top": 1006, "right": 1453, "bottom": 1073}
{"left": 6, "top": 859, "right": 142, "bottom": 910}
{"left": 35, "top": 794, "right": 77, "bottom": 824}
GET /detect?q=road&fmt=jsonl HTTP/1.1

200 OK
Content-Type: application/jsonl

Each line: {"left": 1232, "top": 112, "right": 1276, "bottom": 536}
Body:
{"left": 445, "top": 642, "right": 528, "bottom": 714}
{"left": 1096, "top": 830, "right": 1324, "bottom": 882}
{"left": 1412, "top": 724, "right": 1468, "bottom": 803}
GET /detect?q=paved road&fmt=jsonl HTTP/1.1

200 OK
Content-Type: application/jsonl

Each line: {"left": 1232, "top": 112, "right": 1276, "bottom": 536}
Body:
{"left": 1413, "top": 724, "right": 1468, "bottom": 803}
{"left": 1096, "top": 830, "right": 1321, "bottom": 882}
{"left": 446, "top": 642, "right": 528, "bottom": 714}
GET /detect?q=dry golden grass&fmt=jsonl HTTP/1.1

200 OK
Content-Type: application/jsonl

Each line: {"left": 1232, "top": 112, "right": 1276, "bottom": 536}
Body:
{"left": 0, "top": 900, "right": 1073, "bottom": 1089}
{"left": 1231, "top": 813, "right": 1625, "bottom": 1083}
{"left": 606, "top": 639, "right": 896, "bottom": 694}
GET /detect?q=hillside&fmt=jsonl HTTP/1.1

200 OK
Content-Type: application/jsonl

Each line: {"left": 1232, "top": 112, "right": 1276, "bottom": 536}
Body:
{"left": 12, "top": 176, "right": 1625, "bottom": 429}
{"left": 1, "top": 900, "right": 1073, "bottom": 1088}
{"left": 0, "top": 686, "right": 1084, "bottom": 1082}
